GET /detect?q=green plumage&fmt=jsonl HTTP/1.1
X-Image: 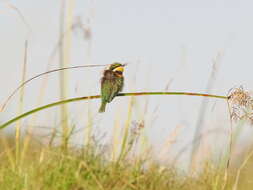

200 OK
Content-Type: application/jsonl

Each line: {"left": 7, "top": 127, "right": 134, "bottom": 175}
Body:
{"left": 99, "top": 63, "right": 124, "bottom": 113}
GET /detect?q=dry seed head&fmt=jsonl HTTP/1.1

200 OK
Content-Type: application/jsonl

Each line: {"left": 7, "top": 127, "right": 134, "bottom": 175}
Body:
{"left": 228, "top": 87, "right": 253, "bottom": 124}
{"left": 229, "top": 87, "right": 252, "bottom": 107}
{"left": 131, "top": 121, "right": 145, "bottom": 136}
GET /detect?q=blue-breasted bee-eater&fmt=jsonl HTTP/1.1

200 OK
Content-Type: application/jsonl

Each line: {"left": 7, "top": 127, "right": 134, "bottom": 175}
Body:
{"left": 99, "top": 63, "right": 125, "bottom": 113}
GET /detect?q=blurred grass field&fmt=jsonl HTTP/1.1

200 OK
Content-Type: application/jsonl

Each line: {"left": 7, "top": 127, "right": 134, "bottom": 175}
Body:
{"left": 1, "top": 2, "right": 253, "bottom": 190}
{"left": 0, "top": 132, "right": 253, "bottom": 190}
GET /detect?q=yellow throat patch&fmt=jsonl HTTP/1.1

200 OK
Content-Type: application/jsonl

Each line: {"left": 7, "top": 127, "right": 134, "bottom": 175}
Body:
{"left": 113, "top": 66, "right": 124, "bottom": 73}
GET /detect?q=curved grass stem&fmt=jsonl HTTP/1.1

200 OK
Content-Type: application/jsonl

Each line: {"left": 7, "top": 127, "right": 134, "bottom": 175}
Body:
{"left": 0, "top": 92, "right": 228, "bottom": 130}
{"left": 0, "top": 65, "right": 108, "bottom": 112}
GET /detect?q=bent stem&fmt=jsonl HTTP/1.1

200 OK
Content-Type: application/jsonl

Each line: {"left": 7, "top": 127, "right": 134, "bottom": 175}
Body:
{"left": 0, "top": 92, "right": 228, "bottom": 130}
{"left": 0, "top": 64, "right": 108, "bottom": 112}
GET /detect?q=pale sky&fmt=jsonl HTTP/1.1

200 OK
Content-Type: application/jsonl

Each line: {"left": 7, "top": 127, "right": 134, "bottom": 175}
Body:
{"left": 0, "top": 0, "right": 253, "bottom": 168}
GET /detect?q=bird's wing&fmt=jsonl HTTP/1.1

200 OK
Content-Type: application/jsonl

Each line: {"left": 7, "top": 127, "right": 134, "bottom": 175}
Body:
{"left": 108, "top": 77, "right": 124, "bottom": 102}
{"left": 108, "top": 84, "right": 119, "bottom": 102}
{"left": 101, "top": 79, "right": 113, "bottom": 103}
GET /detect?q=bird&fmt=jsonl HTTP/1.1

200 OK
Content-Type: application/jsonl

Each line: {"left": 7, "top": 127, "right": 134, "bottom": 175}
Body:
{"left": 99, "top": 62, "right": 125, "bottom": 113}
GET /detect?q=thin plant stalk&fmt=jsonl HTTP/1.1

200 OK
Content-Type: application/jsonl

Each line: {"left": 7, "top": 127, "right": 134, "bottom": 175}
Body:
{"left": 59, "top": 0, "right": 75, "bottom": 150}
{"left": 191, "top": 51, "right": 224, "bottom": 171}
{"left": 111, "top": 112, "right": 121, "bottom": 161}
{"left": 83, "top": 17, "right": 93, "bottom": 147}
{"left": 15, "top": 40, "right": 28, "bottom": 167}
{"left": 117, "top": 96, "right": 135, "bottom": 162}
{"left": 2, "top": 1, "right": 31, "bottom": 171}
{"left": 222, "top": 99, "right": 235, "bottom": 190}
{"left": 0, "top": 92, "right": 228, "bottom": 130}
{"left": 233, "top": 148, "right": 253, "bottom": 190}
{"left": 84, "top": 105, "right": 93, "bottom": 146}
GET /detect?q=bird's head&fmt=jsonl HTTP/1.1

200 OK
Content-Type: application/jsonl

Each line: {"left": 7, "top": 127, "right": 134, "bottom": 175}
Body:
{"left": 108, "top": 62, "right": 126, "bottom": 76}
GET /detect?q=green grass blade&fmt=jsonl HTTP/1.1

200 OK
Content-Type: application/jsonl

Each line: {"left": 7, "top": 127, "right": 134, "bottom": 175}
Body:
{"left": 0, "top": 92, "right": 228, "bottom": 130}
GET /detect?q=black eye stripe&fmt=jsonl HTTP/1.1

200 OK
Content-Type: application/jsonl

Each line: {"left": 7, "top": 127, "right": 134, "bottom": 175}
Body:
{"left": 115, "top": 71, "right": 122, "bottom": 74}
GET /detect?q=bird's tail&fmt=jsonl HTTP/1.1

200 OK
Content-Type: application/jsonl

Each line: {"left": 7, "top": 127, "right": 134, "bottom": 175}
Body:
{"left": 99, "top": 101, "right": 107, "bottom": 113}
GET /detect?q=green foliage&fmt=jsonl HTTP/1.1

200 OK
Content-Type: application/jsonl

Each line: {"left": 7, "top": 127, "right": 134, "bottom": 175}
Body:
{"left": 0, "top": 137, "right": 243, "bottom": 190}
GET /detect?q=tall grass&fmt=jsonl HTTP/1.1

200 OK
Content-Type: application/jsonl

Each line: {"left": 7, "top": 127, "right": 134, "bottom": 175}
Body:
{"left": 191, "top": 51, "right": 225, "bottom": 171}
{"left": 0, "top": 136, "right": 232, "bottom": 190}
